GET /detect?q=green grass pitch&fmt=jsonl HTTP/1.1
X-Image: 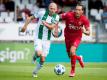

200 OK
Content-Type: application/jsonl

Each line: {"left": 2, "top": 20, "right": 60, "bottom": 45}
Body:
{"left": 0, "top": 62, "right": 107, "bottom": 80}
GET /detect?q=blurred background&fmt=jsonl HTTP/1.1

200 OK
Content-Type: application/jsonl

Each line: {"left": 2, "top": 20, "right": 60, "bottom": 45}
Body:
{"left": 0, "top": 0, "right": 107, "bottom": 63}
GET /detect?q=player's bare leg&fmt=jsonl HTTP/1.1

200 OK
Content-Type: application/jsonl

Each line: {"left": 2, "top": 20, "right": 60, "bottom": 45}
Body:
{"left": 32, "top": 51, "right": 45, "bottom": 77}
{"left": 69, "top": 46, "right": 76, "bottom": 77}
{"left": 32, "top": 51, "right": 42, "bottom": 64}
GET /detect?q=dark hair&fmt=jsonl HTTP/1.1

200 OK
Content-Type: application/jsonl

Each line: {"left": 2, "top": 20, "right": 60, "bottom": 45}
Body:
{"left": 76, "top": 3, "right": 85, "bottom": 11}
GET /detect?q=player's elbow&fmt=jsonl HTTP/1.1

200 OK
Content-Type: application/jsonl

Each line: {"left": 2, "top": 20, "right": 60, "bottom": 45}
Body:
{"left": 86, "top": 32, "right": 90, "bottom": 36}
{"left": 27, "top": 16, "right": 34, "bottom": 21}
{"left": 86, "top": 34, "right": 90, "bottom": 36}
{"left": 48, "top": 25, "right": 55, "bottom": 30}
{"left": 85, "top": 30, "right": 90, "bottom": 36}
{"left": 47, "top": 26, "right": 53, "bottom": 30}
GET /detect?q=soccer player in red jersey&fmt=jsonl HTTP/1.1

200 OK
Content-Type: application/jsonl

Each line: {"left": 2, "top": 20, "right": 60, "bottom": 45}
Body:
{"left": 60, "top": 4, "right": 90, "bottom": 77}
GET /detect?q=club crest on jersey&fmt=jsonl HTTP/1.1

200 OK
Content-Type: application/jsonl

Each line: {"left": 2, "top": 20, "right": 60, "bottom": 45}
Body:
{"left": 78, "top": 21, "right": 82, "bottom": 26}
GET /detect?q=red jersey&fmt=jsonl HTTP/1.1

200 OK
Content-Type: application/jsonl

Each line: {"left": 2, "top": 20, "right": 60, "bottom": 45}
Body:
{"left": 61, "top": 11, "right": 90, "bottom": 39}
{"left": 61, "top": 11, "right": 90, "bottom": 51}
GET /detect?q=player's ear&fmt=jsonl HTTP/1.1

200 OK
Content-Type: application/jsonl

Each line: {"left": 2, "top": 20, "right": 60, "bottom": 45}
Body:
{"left": 82, "top": 6, "right": 85, "bottom": 14}
{"left": 82, "top": 10, "right": 84, "bottom": 14}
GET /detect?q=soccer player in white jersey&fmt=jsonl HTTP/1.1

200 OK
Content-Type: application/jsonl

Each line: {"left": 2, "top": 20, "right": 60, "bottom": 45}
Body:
{"left": 21, "top": 3, "right": 59, "bottom": 77}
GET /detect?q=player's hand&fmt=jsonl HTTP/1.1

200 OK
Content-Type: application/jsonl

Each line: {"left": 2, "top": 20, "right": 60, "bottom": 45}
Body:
{"left": 42, "top": 20, "right": 47, "bottom": 26}
{"left": 81, "top": 27, "right": 90, "bottom": 36}
{"left": 81, "top": 27, "right": 85, "bottom": 33}
{"left": 21, "top": 26, "right": 26, "bottom": 32}
{"left": 53, "top": 30, "right": 58, "bottom": 38}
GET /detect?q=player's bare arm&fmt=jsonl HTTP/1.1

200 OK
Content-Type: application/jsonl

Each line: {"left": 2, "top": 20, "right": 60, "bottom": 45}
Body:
{"left": 82, "top": 27, "right": 90, "bottom": 36}
{"left": 42, "top": 21, "right": 57, "bottom": 30}
{"left": 21, "top": 16, "right": 34, "bottom": 32}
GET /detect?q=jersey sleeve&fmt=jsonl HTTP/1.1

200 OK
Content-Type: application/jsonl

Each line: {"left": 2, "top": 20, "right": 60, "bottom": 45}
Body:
{"left": 61, "top": 12, "right": 67, "bottom": 20}
{"left": 52, "top": 15, "right": 60, "bottom": 24}
{"left": 83, "top": 17, "right": 90, "bottom": 29}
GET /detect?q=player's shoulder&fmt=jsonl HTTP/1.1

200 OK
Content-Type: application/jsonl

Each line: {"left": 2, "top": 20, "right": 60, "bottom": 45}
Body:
{"left": 56, "top": 13, "right": 60, "bottom": 18}
{"left": 63, "top": 11, "right": 74, "bottom": 16}
{"left": 81, "top": 15, "right": 89, "bottom": 21}
{"left": 54, "top": 13, "right": 59, "bottom": 21}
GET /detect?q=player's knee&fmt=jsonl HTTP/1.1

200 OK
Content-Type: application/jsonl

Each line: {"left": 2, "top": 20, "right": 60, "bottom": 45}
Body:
{"left": 41, "top": 60, "right": 45, "bottom": 63}
{"left": 35, "top": 51, "right": 41, "bottom": 57}
{"left": 40, "top": 57, "right": 45, "bottom": 62}
{"left": 36, "top": 54, "right": 41, "bottom": 57}
{"left": 70, "top": 49, "right": 76, "bottom": 55}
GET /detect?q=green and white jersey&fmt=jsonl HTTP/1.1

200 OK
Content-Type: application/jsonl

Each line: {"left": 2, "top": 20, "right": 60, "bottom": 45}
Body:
{"left": 33, "top": 10, "right": 59, "bottom": 40}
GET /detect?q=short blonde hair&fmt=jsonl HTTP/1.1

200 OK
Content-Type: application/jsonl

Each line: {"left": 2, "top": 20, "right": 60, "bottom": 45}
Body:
{"left": 49, "top": 2, "right": 57, "bottom": 9}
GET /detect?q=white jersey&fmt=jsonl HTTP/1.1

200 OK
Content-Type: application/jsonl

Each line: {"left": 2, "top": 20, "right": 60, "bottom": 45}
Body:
{"left": 33, "top": 10, "right": 59, "bottom": 41}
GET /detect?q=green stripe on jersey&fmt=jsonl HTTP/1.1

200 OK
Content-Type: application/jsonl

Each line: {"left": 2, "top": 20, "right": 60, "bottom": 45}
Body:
{"left": 47, "top": 14, "right": 57, "bottom": 40}
{"left": 38, "top": 10, "right": 49, "bottom": 39}
{"left": 47, "top": 30, "right": 51, "bottom": 40}
{"left": 38, "top": 10, "right": 57, "bottom": 40}
{"left": 38, "top": 25, "right": 44, "bottom": 39}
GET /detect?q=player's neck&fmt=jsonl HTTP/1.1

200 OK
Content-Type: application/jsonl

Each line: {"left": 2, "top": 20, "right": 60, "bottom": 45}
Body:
{"left": 75, "top": 15, "right": 82, "bottom": 19}
{"left": 49, "top": 12, "right": 55, "bottom": 16}
{"left": 49, "top": 12, "right": 53, "bottom": 16}
{"left": 76, "top": 16, "right": 80, "bottom": 18}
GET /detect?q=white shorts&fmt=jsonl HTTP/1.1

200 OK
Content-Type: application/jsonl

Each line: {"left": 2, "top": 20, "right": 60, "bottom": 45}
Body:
{"left": 34, "top": 39, "right": 51, "bottom": 57}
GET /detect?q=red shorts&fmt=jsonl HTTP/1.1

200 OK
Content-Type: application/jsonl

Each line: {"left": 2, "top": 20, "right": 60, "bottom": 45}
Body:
{"left": 65, "top": 37, "right": 81, "bottom": 53}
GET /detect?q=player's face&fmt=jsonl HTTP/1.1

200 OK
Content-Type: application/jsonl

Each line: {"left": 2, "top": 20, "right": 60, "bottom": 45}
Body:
{"left": 75, "top": 6, "right": 83, "bottom": 18}
{"left": 49, "top": 3, "right": 57, "bottom": 15}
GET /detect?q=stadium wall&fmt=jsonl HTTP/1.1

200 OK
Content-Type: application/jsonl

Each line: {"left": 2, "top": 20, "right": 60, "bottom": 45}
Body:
{"left": 0, "top": 42, "right": 107, "bottom": 63}
{"left": 0, "top": 23, "right": 93, "bottom": 42}
{"left": 48, "top": 43, "right": 107, "bottom": 62}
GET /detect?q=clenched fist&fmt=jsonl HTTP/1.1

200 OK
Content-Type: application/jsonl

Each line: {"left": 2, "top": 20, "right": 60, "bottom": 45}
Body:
{"left": 21, "top": 26, "right": 26, "bottom": 32}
